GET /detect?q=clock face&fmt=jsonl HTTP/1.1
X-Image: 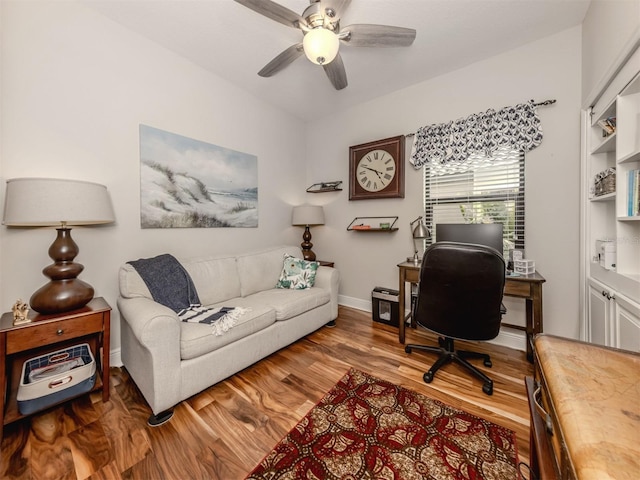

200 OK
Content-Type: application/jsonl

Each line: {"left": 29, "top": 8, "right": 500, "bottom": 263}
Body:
{"left": 349, "top": 135, "right": 405, "bottom": 200}
{"left": 356, "top": 150, "right": 397, "bottom": 192}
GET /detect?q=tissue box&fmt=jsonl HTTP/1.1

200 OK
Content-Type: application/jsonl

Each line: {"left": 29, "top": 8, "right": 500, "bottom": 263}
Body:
{"left": 511, "top": 250, "right": 524, "bottom": 261}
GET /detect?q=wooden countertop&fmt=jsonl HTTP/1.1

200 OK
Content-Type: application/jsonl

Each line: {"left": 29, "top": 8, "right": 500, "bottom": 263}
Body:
{"left": 535, "top": 335, "right": 640, "bottom": 480}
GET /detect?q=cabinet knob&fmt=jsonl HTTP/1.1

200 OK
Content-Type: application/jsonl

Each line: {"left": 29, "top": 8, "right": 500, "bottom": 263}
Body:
{"left": 56, "top": 329, "right": 64, "bottom": 336}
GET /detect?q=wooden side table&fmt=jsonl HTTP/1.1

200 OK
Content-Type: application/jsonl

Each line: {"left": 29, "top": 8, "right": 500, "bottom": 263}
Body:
{"left": 0, "top": 297, "right": 111, "bottom": 441}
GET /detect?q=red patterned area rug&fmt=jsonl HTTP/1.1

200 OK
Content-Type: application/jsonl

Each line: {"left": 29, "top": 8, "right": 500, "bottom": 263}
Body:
{"left": 246, "top": 368, "right": 519, "bottom": 480}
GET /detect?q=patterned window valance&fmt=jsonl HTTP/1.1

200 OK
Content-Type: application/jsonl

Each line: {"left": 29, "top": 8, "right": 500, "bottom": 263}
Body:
{"left": 410, "top": 100, "right": 543, "bottom": 174}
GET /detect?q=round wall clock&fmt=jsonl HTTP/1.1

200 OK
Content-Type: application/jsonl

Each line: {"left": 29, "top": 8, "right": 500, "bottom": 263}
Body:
{"left": 349, "top": 135, "right": 405, "bottom": 200}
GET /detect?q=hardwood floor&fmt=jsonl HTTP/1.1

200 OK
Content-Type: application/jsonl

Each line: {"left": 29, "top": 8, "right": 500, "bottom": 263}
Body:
{"left": 1, "top": 306, "right": 534, "bottom": 479}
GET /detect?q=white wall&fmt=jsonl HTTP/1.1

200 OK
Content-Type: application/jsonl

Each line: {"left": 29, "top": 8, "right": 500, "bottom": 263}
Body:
{"left": 305, "top": 26, "right": 584, "bottom": 344}
{"left": 0, "top": 2, "right": 306, "bottom": 360}
{"left": 0, "top": 3, "right": 592, "bottom": 358}
{"left": 581, "top": 0, "right": 640, "bottom": 105}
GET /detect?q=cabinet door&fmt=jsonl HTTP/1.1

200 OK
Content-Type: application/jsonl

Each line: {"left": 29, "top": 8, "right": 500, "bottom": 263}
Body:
{"left": 587, "top": 278, "right": 613, "bottom": 346}
{"left": 614, "top": 293, "right": 640, "bottom": 352}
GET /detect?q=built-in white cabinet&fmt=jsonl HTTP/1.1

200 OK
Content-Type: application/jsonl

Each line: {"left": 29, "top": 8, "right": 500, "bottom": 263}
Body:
{"left": 583, "top": 48, "right": 640, "bottom": 351}
{"left": 615, "top": 292, "right": 640, "bottom": 351}
{"left": 587, "top": 277, "right": 640, "bottom": 350}
{"left": 587, "top": 278, "right": 613, "bottom": 346}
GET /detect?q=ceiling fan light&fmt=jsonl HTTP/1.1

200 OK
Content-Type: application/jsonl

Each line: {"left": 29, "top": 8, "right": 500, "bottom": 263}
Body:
{"left": 303, "top": 27, "right": 339, "bottom": 65}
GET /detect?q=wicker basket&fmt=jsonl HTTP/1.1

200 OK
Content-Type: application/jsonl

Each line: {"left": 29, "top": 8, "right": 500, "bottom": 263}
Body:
{"left": 594, "top": 168, "right": 616, "bottom": 196}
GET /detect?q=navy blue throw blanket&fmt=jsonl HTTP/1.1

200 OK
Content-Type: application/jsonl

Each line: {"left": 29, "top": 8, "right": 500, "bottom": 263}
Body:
{"left": 128, "top": 254, "right": 200, "bottom": 313}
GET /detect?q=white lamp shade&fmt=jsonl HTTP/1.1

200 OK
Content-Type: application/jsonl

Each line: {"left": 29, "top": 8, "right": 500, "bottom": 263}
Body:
{"left": 303, "top": 28, "right": 339, "bottom": 65}
{"left": 292, "top": 205, "right": 325, "bottom": 226}
{"left": 3, "top": 178, "right": 116, "bottom": 226}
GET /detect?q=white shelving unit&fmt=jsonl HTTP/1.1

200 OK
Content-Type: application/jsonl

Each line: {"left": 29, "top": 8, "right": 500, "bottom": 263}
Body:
{"left": 584, "top": 62, "right": 640, "bottom": 350}
{"left": 614, "top": 72, "right": 640, "bottom": 284}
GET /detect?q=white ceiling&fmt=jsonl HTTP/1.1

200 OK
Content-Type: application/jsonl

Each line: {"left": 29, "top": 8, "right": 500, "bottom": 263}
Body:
{"left": 84, "top": 0, "right": 591, "bottom": 121}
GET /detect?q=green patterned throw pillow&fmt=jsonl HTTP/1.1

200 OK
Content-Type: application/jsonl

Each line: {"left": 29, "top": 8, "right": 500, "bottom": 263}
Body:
{"left": 276, "top": 254, "right": 319, "bottom": 290}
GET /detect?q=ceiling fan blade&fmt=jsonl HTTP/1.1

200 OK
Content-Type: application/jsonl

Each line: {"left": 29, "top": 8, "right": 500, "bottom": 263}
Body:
{"left": 323, "top": 53, "right": 347, "bottom": 90}
{"left": 340, "top": 24, "right": 416, "bottom": 47}
{"left": 320, "top": 0, "right": 351, "bottom": 21}
{"left": 234, "top": 0, "right": 305, "bottom": 29}
{"left": 258, "top": 43, "right": 304, "bottom": 77}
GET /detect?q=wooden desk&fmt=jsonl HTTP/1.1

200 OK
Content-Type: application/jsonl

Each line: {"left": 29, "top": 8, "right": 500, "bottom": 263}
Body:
{"left": 397, "top": 261, "right": 545, "bottom": 361}
{"left": 0, "top": 297, "right": 111, "bottom": 441}
{"left": 527, "top": 335, "right": 640, "bottom": 479}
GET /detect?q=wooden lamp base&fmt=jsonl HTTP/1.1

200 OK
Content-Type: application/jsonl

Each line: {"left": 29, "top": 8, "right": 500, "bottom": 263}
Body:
{"left": 300, "top": 225, "right": 317, "bottom": 261}
{"left": 29, "top": 227, "right": 94, "bottom": 314}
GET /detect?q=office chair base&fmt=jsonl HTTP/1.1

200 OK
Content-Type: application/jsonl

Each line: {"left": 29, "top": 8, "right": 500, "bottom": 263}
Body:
{"left": 405, "top": 337, "right": 494, "bottom": 396}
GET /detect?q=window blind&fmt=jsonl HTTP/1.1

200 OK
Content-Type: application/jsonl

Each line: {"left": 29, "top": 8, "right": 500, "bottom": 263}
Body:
{"left": 423, "top": 148, "right": 525, "bottom": 256}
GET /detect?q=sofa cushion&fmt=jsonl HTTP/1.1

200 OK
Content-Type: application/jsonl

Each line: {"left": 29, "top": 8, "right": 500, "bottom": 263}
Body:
{"left": 182, "top": 255, "right": 241, "bottom": 306}
{"left": 237, "top": 246, "right": 300, "bottom": 297}
{"left": 276, "top": 255, "right": 319, "bottom": 290}
{"left": 126, "top": 254, "right": 200, "bottom": 313}
{"left": 119, "top": 263, "right": 152, "bottom": 299}
{"left": 180, "top": 304, "right": 276, "bottom": 360}
{"left": 239, "top": 288, "right": 330, "bottom": 321}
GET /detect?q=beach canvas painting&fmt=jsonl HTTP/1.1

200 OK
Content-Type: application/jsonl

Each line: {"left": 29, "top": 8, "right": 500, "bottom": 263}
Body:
{"left": 139, "top": 124, "right": 258, "bottom": 228}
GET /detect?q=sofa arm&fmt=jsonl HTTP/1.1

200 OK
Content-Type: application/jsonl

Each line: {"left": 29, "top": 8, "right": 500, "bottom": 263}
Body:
{"left": 118, "top": 297, "right": 179, "bottom": 344}
{"left": 117, "top": 296, "right": 182, "bottom": 414}
{"left": 315, "top": 266, "right": 340, "bottom": 320}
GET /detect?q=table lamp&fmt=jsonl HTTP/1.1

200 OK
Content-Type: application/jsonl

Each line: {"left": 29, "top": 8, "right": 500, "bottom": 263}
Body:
{"left": 3, "top": 178, "right": 116, "bottom": 314}
{"left": 409, "top": 216, "right": 430, "bottom": 264}
{"left": 291, "top": 205, "right": 325, "bottom": 261}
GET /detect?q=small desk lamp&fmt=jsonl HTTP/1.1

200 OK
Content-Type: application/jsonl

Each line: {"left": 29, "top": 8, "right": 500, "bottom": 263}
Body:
{"left": 291, "top": 205, "right": 325, "bottom": 261}
{"left": 409, "top": 216, "right": 430, "bottom": 265}
{"left": 3, "top": 178, "right": 115, "bottom": 314}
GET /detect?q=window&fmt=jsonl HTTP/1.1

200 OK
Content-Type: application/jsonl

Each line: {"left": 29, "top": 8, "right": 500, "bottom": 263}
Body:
{"left": 423, "top": 148, "right": 525, "bottom": 256}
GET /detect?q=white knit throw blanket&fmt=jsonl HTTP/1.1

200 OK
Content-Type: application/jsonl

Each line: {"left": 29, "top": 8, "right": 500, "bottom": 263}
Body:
{"left": 178, "top": 305, "right": 251, "bottom": 336}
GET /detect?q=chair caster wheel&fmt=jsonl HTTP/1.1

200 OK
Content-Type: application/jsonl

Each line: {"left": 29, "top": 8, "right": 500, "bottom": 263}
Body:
{"left": 482, "top": 382, "right": 493, "bottom": 395}
{"left": 484, "top": 359, "right": 492, "bottom": 367}
{"left": 423, "top": 372, "right": 434, "bottom": 383}
{"left": 405, "top": 346, "right": 412, "bottom": 354}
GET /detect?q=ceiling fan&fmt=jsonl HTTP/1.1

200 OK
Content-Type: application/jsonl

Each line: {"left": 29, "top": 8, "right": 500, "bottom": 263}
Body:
{"left": 234, "top": 0, "right": 416, "bottom": 90}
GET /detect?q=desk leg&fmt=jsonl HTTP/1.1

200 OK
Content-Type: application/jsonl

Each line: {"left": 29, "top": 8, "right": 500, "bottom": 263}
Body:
{"left": 399, "top": 271, "right": 406, "bottom": 344}
{"left": 0, "top": 331, "right": 5, "bottom": 442}
{"left": 102, "top": 312, "right": 111, "bottom": 402}
{"left": 529, "top": 283, "right": 543, "bottom": 363}
{"left": 525, "top": 300, "right": 534, "bottom": 362}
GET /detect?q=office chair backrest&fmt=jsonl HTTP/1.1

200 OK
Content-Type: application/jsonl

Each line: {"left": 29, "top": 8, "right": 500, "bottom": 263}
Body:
{"left": 415, "top": 241, "right": 506, "bottom": 341}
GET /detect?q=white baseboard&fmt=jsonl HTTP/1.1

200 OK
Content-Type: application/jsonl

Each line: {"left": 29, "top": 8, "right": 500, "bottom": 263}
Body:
{"left": 110, "top": 348, "right": 123, "bottom": 368}
{"left": 337, "top": 298, "right": 526, "bottom": 352}
{"left": 338, "top": 294, "right": 371, "bottom": 312}
{"left": 489, "top": 328, "right": 526, "bottom": 352}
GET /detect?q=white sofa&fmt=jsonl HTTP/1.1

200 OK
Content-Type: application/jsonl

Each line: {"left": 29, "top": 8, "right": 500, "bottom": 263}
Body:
{"left": 117, "top": 245, "right": 339, "bottom": 424}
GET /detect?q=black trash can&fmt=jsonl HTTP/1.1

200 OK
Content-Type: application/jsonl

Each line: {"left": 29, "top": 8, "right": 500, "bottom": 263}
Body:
{"left": 372, "top": 287, "right": 400, "bottom": 327}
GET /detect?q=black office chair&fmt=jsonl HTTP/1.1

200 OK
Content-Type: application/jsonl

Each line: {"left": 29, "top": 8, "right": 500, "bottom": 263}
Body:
{"left": 405, "top": 242, "right": 506, "bottom": 395}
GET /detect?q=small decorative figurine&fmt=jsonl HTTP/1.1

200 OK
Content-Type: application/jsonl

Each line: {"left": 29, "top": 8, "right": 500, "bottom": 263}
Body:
{"left": 12, "top": 299, "right": 31, "bottom": 325}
